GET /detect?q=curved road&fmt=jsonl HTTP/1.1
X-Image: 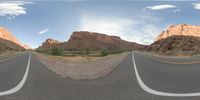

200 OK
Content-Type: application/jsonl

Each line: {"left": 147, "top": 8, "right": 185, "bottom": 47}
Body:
{"left": 0, "top": 51, "right": 200, "bottom": 100}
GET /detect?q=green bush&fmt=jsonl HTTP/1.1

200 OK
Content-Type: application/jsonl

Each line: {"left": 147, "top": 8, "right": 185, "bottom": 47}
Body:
{"left": 84, "top": 49, "right": 90, "bottom": 55}
{"left": 109, "top": 50, "right": 124, "bottom": 54}
{"left": 101, "top": 49, "right": 108, "bottom": 56}
{"left": 101, "top": 49, "right": 125, "bottom": 56}
{"left": 51, "top": 48, "right": 63, "bottom": 56}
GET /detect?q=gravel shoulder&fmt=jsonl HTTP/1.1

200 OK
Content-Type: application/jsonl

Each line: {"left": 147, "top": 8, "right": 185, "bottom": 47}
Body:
{"left": 35, "top": 52, "right": 129, "bottom": 80}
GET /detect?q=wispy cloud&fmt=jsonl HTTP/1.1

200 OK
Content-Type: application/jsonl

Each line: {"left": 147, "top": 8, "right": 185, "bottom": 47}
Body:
{"left": 39, "top": 29, "right": 49, "bottom": 35}
{"left": 0, "top": 1, "right": 33, "bottom": 19}
{"left": 193, "top": 2, "right": 200, "bottom": 10}
{"left": 146, "top": 4, "right": 176, "bottom": 10}
{"left": 79, "top": 13, "right": 165, "bottom": 44}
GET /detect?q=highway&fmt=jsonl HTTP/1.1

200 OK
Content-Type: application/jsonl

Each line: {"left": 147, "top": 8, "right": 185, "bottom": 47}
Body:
{"left": 0, "top": 51, "right": 200, "bottom": 100}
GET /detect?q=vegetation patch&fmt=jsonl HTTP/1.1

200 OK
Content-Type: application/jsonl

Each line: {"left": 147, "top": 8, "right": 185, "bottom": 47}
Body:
{"left": 36, "top": 48, "right": 126, "bottom": 57}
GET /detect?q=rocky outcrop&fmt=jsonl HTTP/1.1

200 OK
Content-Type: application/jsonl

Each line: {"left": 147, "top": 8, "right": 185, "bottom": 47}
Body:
{"left": 66, "top": 31, "right": 145, "bottom": 50}
{"left": 156, "top": 24, "right": 200, "bottom": 41}
{"left": 0, "top": 27, "right": 24, "bottom": 51}
{"left": 0, "top": 27, "right": 21, "bottom": 45}
{"left": 45, "top": 38, "right": 61, "bottom": 44}
{"left": 147, "top": 24, "right": 200, "bottom": 56}
{"left": 37, "top": 38, "right": 64, "bottom": 50}
{"left": 148, "top": 35, "right": 200, "bottom": 56}
{"left": 0, "top": 38, "right": 24, "bottom": 52}
{"left": 37, "top": 31, "right": 146, "bottom": 51}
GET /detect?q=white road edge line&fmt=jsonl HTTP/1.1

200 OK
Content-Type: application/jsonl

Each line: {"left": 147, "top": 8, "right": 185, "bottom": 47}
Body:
{"left": 0, "top": 53, "right": 31, "bottom": 96}
{"left": 132, "top": 51, "right": 200, "bottom": 97}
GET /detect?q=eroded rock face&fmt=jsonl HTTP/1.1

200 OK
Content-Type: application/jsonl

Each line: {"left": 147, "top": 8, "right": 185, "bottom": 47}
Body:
{"left": 148, "top": 35, "right": 200, "bottom": 56}
{"left": 147, "top": 24, "right": 200, "bottom": 56}
{"left": 0, "top": 27, "right": 25, "bottom": 51}
{"left": 37, "top": 38, "right": 64, "bottom": 50}
{"left": 69, "top": 31, "right": 122, "bottom": 44}
{"left": 0, "top": 27, "right": 21, "bottom": 45}
{"left": 37, "top": 31, "right": 146, "bottom": 51}
{"left": 45, "top": 38, "right": 61, "bottom": 44}
{"left": 67, "top": 31, "right": 146, "bottom": 50}
{"left": 156, "top": 24, "right": 200, "bottom": 41}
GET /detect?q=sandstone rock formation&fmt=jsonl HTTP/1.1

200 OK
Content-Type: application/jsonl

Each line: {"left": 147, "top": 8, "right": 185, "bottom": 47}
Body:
{"left": 148, "top": 24, "right": 200, "bottom": 56}
{"left": 66, "top": 31, "right": 144, "bottom": 50}
{"left": 37, "top": 31, "right": 146, "bottom": 51}
{"left": 148, "top": 35, "right": 200, "bottom": 56}
{"left": 45, "top": 38, "right": 61, "bottom": 44}
{"left": 37, "top": 38, "right": 65, "bottom": 50}
{"left": 0, "top": 38, "right": 24, "bottom": 52}
{"left": 156, "top": 24, "right": 200, "bottom": 41}
{"left": 0, "top": 27, "right": 25, "bottom": 52}
{"left": 0, "top": 27, "right": 21, "bottom": 45}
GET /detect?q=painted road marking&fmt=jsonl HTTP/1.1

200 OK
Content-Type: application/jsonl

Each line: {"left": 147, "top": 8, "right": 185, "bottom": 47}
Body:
{"left": 0, "top": 53, "right": 31, "bottom": 96}
{"left": 132, "top": 52, "right": 200, "bottom": 97}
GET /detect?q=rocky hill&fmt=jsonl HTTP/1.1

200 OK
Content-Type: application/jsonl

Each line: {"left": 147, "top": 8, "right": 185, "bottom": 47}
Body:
{"left": 37, "top": 38, "right": 65, "bottom": 50}
{"left": 148, "top": 24, "right": 200, "bottom": 56}
{"left": 0, "top": 27, "right": 21, "bottom": 45}
{"left": 66, "top": 31, "right": 144, "bottom": 50}
{"left": 0, "top": 38, "right": 24, "bottom": 52}
{"left": 148, "top": 35, "right": 200, "bottom": 56}
{"left": 0, "top": 27, "right": 25, "bottom": 52}
{"left": 37, "top": 31, "right": 146, "bottom": 51}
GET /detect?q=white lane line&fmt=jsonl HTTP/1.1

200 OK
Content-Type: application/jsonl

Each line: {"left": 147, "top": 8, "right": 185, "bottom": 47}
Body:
{"left": 132, "top": 51, "right": 200, "bottom": 97}
{"left": 0, "top": 53, "right": 31, "bottom": 96}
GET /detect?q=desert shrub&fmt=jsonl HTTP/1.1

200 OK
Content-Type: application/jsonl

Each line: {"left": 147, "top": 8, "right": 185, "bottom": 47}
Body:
{"left": 101, "top": 49, "right": 108, "bottom": 56}
{"left": 108, "top": 50, "right": 124, "bottom": 54}
{"left": 72, "top": 51, "right": 83, "bottom": 55}
{"left": 84, "top": 49, "right": 90, "bottom": 55}
{"left": 101, "top": 49, "right": 125, "bottom": 56}
{"left": 51, "top": 48, "right": 63, "bottom": 56}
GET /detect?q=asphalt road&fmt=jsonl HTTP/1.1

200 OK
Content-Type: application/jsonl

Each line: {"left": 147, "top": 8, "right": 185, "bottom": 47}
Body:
{"left": 0, "top": 51, "right": 200, "bottom": 100}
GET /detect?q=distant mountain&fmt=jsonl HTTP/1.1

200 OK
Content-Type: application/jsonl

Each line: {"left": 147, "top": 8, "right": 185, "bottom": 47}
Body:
{"left": 0, "top": 27, "right": 25, "bottom": 52}
{"left": 37, "top": 31, "right": 146, "bottom": 51}
{"left": 148, "top": 24, "right": 200, "bottom": 56}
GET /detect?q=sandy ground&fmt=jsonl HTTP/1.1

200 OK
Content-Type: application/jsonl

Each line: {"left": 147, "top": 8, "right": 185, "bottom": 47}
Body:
{"left": 35, "top": 52, "right": 129, "bottom": 80}
{"left": 0, "top": 51, "right": 19, "bottom": 58}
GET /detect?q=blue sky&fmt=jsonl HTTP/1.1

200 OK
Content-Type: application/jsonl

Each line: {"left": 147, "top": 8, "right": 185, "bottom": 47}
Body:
{"left": 0, "top": 0, "right": 200, "bottom": 48}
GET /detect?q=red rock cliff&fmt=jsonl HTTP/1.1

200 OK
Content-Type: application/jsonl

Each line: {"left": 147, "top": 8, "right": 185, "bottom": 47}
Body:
{"left": 156, "top": 24, "right": 200, "bottom": 41}
{"left": 0, "top": 27, "right": 21, "bottom": 45}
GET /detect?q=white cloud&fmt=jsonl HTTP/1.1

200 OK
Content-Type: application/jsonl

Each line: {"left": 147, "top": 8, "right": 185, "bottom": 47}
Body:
{"left": 79, "top": 13, "right": 165, "bottom": 45}
{"left": 39, "top": 29, "right": 49, "bottom": 35}
{"left": 80, "top": 14, "right": 135, "bottom": 36}
{"left": 146, "top": 4, "right": 176, "bottom": 10}
{"left": 0, "top": 1, "right": 33, "bottom": 19}
{"left": 193, "top": 2, "right": 200, "bottom": 10}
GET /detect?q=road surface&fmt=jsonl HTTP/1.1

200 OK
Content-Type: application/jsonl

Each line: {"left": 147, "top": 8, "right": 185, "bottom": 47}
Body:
{"left": 0, "top": 51, "right": 200, "bottom": 100}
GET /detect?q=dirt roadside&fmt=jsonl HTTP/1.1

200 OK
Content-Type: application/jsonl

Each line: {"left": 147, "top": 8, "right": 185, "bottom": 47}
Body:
{"left": 35, "top": 52, "right": 129, "bottom": 80}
